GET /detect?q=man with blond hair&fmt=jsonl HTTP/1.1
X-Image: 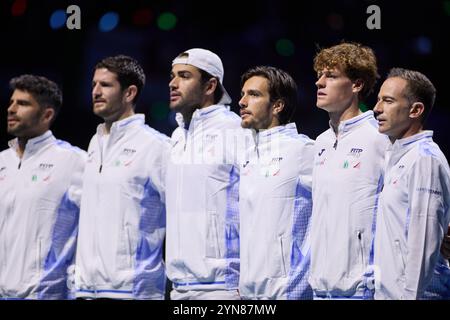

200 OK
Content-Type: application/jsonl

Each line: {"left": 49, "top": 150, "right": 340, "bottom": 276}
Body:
{"left": 309, "top": 42, "right": 389, "bottom": 299}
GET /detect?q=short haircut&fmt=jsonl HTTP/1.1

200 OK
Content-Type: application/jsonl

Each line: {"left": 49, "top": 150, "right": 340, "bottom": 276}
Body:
{"left": 9, "top": 74, "right": 62, "bottom": 120}
{"left": 313, "top": 42, "right": 379, "bottom": 101}
{"left": 387, "top": 67, "right": 436, "bottom": 123}
{"left": 95, "top": 55, "right": 146, "bottom": 105}
{"left": 199, "top": 68, "right": 223, "bottom": 105}
{"left": 241, "top": 66, "right": 298, "bottom": 125}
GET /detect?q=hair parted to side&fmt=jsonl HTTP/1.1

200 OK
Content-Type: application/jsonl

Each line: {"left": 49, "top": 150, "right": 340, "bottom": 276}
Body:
{"left": 387, "top": 67, "right": 436, "bottom": 123}
{"left": 9, "top": 74, "right": 62, "bottom": 121}
{"left": 241, "top": 66, "right": 298, "bottom": 125}
{"left": 314, "top": 42, "right": 379, "bottom": 101}
{"left": 95, "top": 55, "right": 146, "bottom": 105}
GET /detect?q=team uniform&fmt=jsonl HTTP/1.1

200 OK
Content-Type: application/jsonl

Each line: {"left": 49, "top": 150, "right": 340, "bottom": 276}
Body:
{"left": 75, "top": 114, "right": 170, "bottom": 300}
{"left": 165, "top": 104, "right": 241, "bottom": 299}
{"left": 0, "top": 131, "right": 86, "bottom": 299}
{"left": 374, "top": 131, "right": 450, "bottom": 300}
{"left": 310, "top": 111, "right": 389, "bottom": 299}
{"left": 239, "top": 123, "right": 315, "bottom": 299}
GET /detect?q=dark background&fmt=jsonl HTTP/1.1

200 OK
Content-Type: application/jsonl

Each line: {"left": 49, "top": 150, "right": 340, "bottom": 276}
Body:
{"left": 1, "top": 0, "right": 449, "bottom": 158}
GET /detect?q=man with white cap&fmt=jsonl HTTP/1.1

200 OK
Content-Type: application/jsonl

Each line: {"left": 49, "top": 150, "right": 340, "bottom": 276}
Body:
{"left": 165, "top": 48, "right": 242, "bottom": 300}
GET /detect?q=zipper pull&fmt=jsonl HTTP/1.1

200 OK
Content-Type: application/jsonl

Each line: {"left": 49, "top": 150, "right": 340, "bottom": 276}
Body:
{"left": 99, "top": 164, "right": 102, "bottom": 173}
{"left": 18, "top": 161, "right": 22, "bottom": 169}
{"left": 333, "top": 139, "right": 338, "bottom": 150}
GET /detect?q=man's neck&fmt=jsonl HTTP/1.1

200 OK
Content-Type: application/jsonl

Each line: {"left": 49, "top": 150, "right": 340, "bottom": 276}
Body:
{"left": 389, "top": 123, "right": 424, "bottom": 144}
{"left": 329, "top": 104, "right": 362, "bottom": 134}
{"left": 104, "top": 108, "right": 135, "bottom": 134}
{"left": 16, "top": 130, "right": 47, "bottom": 158}
{"left": 181, "top": 101, "right": 215, "bottom": 128}
{"left": 16, "top": 137, "right": 28, "bottom": 158}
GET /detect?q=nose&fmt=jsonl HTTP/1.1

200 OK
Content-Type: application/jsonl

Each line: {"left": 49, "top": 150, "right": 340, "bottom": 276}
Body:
{"left": 239, "top": 94, "right": 247, "bottom": 109}
{"left": 315, "top": 75, "right": 325, "bottom": 89}
{"left": 373, "top": 100, "right": 382, "bottom": 115}
{"left": 7, "top": 101, "right": 17, "bottom": 114}
{"left": 373, "top": 101, "right": 384, "bottom": 119}
{"left": 169, "top": 77, "right": 178, "bottom": 90}
{"left": 92, "top": 83, "right": 101, "bottom": 98}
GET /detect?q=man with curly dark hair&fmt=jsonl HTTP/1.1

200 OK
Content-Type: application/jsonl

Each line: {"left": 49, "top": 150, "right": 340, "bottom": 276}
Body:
{"left": 309, "top": 42, "right": 389, "bottom": 299}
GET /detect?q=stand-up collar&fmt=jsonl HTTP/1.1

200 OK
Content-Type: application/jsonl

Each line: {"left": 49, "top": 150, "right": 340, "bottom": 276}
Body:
{"left": 330, "top": 111, "right": 375, "bottom": 135}
{"left": 257, "top": 122, "right": 298, "bottom": 140}
{"left": 389, "top": 130, "right": 433, "bottom": 153}
{"left": 175, "top": 104, "right": 229, "bottom": 129}
{"left": 8, "top": 130, "right": 55, "bottom": 157}
{"left": 96, "top": 114, "right": 145, "bottom": 138}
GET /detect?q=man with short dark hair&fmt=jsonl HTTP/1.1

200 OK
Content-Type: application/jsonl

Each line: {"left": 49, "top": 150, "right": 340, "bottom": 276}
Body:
{"left": 75, "top": 55, "right": 170, "bottom": 300}
{"left": 0, "top": 74, "right": 86, "bottom": 299}
{"left": 238, "top": 66, "right": 315, "bottom": 299}
{"left": 165, "top": 48, "right": 241, "bottom": 300}
{"left": 373, "top": 68, "right": 450, "bottom": 299}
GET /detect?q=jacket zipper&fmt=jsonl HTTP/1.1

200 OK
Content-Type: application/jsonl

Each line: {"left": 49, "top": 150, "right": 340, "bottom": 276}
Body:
{"left": 37, "top": 238, "right": 42, "bottom": 280}
{"left": 126, "top": 225, "right": 133, "bottom": 267}
{"left": 357, "top": 231, "right": 366, "bottom": 269}
{"left": 279, "top": 236, "right": 287, "bottom": 277}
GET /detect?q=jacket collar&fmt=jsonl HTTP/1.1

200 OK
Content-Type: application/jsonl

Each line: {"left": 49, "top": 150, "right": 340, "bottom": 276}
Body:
{"left": 8, "top": 130, "right": 55, "bottom": 158}
{"left": 175, "top": 104, "right": 229, "bottom": 129}
{"left": 330, "top": 111, "right": 375, "bottom": 135}
{"left": 257, "top": 122, "right": 298, "bottom": 140}
{"left": 389, "top": 130, "right": 434, "bottom": 153}
{"left": 96, "top": 114, "right": 145, "bottom": 138}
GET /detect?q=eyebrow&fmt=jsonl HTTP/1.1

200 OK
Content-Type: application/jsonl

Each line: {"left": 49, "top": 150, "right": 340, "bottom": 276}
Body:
{"left": 10, "top": 98, "right": 32, "bottom": 105}
{"left": 378, "top": 95, "right": 396, "bottom": 100}
{"left": 241, "top": 89, "right": 262, "bottom": 96}
{"left": 92, "top": 80, "right": 113, "bottom": 86}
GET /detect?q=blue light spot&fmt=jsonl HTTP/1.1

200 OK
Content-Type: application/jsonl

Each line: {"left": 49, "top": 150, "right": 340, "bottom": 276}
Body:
{"left": 49, "top": 10, "right": 66, "bottom": 29}
{"left": 99, "top": 12, "right": 119, "bottom": 32}
{"left": 414, "top": 36, "right": 432, "bottom": 55}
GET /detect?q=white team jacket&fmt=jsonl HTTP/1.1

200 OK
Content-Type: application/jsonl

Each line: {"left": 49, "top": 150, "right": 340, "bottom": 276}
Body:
{"left": 310, "top": 111, "right": 389, "bottom": 298}
{"left": 239, "top": 123, "right": 315, "bottom": 300}
{"left": 75, "top": 114, "right": 170, "bottom": 299}
{"left": 165, "top": 104, "right": 241, "bottom": 291}
{"left": 374, "top": 131, "right": 450, "bottom": 300}
{"left": 0, "top": 131, "right": 86, "bottom": 299}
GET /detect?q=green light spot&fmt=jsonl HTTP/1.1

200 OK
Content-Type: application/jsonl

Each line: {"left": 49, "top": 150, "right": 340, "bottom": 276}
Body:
{"left": 359, "top": 102, "right": 368, "bottom": 112}
{"left": 151, "top": 101, "right": 170, "bottom": 121}
{"left": 276, "top": 39, "right": 295, "bottom": 57}
{"left": 157, "top": 12, "right": 177, "bottom": 30}
{"left": 444, "top": 1, "right": 450, "bottom": 16}
{"left": 32, "top": 175, "right": 37, "bottom": 181}
{"left": 115, "top": 160, "right": 121, "bottom": 166}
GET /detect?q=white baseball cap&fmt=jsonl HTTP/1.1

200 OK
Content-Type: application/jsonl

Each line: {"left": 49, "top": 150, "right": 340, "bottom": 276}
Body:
{"left": 172, "top": 48, "right": 232, "bottom": 105}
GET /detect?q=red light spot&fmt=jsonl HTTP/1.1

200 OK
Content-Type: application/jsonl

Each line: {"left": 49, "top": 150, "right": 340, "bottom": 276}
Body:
{"left": 133, "top": 9, "right": 153, "bottom": 26}
{"left": 11, "top": 0, "right": 27, "bottom": 17}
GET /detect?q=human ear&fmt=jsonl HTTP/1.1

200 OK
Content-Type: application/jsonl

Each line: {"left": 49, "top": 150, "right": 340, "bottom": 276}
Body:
{"left": 409, "top": 102, "right": 425, "bottom": 119}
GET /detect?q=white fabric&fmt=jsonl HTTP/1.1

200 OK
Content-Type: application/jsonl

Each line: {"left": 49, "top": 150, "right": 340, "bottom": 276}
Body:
{"left": 170, "top": 288, "right": 241, "bottom": 300}
{"left": 309, "top": 111, "right": 389, "bottom": 298}
{"left": 374, "top": 131, "right": 450, "bottom": 300}
{"left": 239, "top": 123, "right": 315, "bottom": 299}
{"left": 75, "top": 114, "right": 170, "bottom": 299}
{"left": 165, "top": 104, "right": 241, "bottom": 292}
{"left": 0, "top": 131, "right": 86, "bottom": 299}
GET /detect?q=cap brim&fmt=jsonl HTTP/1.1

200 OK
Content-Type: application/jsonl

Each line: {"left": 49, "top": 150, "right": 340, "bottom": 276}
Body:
{"left": 218, "top": 83, "right": 232, "bottom": 105}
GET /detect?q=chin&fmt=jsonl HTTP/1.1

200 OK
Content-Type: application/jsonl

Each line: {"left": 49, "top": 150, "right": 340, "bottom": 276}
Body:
{"left": 241, "top": 120, "right": 252, "bottom": 129}
{"left": 169, "top": 103, "right": 183, "bottom": 113}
